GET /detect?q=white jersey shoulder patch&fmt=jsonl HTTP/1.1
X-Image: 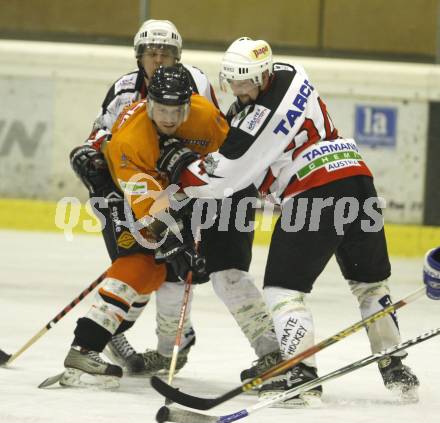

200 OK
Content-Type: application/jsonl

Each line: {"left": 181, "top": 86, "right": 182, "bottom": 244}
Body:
{"left": 232, "top": 105, "right": 271, "bottom": 136}
{"left": 273, "top": 63, "right": 294, "bottom": 72}
{"left": 114, "top": 72, "right": 138, "bottom": 94}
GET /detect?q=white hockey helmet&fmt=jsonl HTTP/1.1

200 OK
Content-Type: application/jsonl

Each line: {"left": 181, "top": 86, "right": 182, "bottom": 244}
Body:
{"left": 219, "top": 37, "right": 272, "bottom": 91}
{"left": 134, "top": 19, "right": 182, "bottom": 60}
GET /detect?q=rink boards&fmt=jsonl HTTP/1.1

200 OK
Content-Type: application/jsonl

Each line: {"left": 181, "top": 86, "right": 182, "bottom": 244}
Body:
{"left": 0, "top": 198, "right": 438, "bottom": 257}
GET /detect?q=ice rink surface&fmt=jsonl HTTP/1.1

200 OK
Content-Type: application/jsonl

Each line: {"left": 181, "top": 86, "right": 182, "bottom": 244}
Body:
{"left": 0, "top": 229, "right": 438, "bottom": 422}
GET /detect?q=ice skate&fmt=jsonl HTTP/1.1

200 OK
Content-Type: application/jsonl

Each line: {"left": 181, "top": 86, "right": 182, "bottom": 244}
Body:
{"left": 259, "top": 362, "right": 322, "bottom": 408}
{"left": 104, "top": 332, "right": 146, "bottom": 375}
{"left": 61, "top": 345, "right": 123, "bottom": 388}
{"left": 141, "top": 337, "right": 195, "bottom": 377}
{"left": 240, "top": 350, "right": 282, "bottom": 383}
{"left": 378, "top": 355, "right": 419, "bottom": 403}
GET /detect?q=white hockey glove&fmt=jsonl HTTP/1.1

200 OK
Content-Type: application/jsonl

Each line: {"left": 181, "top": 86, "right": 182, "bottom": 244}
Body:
{"left": 423, "top": 247, "right": 440, "bottom": 300}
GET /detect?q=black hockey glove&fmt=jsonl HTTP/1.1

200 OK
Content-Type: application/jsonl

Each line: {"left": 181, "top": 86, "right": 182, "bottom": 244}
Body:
{"left": 154, "top": 225, "right": 206, "bottom": 283}
{"left": 70, "top": 145, "right": 112, "bottom": 195}
{"left": 157, "top": 138, "right": 200, "bottom": 185}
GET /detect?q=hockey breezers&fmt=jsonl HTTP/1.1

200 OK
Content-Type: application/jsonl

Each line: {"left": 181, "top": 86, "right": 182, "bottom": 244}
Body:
{"left": 0, "top": 271, "right": 106, "bottom": 367}
{"left": 150, "top": 286, "right": 425, "bottom": 410}
{"left": 158, "top": 327, "right": 440, "bottom": 423}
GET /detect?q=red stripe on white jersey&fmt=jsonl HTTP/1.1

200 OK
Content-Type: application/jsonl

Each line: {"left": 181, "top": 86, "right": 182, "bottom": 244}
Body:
{"left": 281, "top": 161, "right": 372, "bottom": 200}
{"left": 180, "top": 168, "right": 208, "bottom": 188}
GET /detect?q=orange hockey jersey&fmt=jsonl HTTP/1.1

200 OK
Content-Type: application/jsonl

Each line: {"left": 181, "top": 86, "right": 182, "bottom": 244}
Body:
{"left": 103, "top": 94, "right": 228, "bottom": 221}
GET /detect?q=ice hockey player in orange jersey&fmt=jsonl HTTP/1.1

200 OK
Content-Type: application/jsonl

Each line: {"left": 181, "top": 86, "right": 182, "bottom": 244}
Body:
{"left": 59, "top": 64, "right": 227, "bottom": 388}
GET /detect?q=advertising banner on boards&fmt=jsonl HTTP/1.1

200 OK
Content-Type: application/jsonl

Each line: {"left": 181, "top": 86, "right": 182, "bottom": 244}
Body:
{"left": 325, "top": 97, "right": 428, "bottom": 224}
{"left": 0, "top": 77, "right": 54, "bottom": 198}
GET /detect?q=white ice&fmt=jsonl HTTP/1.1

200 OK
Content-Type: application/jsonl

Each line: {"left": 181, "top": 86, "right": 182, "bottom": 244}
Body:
{"left": 0, "top": 229, "right": 439, "bottom": 422}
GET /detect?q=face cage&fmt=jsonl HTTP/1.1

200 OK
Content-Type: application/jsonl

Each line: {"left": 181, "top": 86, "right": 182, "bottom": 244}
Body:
{"left": 136, "top": 43, "right": 180, "bottom": 60}
{"left": 147, "top": 99, "right": 190, "bottom": 124}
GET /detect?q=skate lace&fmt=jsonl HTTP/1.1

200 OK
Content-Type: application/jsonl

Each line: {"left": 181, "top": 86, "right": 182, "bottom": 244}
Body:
{"left": 288, "top": 366, "right": 305, "bottom": 381}
{"left": 255, "top": 351, "right": 282, "bottom": 372}
{"left": 142, "top": 349, "right": 187, "bottom": 370}
{"left": 111, "top": 333, "right": 136, "bottom": 358}
{"left": 143, "top": 349, "right": 167, "bottom": 368}
{"left": 87, "top": 350, "right": 108, "bottom": 365}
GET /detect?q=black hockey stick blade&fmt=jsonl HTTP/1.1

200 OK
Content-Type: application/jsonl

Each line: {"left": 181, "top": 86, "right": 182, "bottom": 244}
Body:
{"left": 38, "top": 372, "right": 65, "bottom": 388}
{"left": 0, "top": 349, "right": 12, "bottom": 366}
{"left": 151, "top": 376, "right": 243, "bottom": 410}
{"left": 155, "top": 405, "right": 170, "bottom": 423}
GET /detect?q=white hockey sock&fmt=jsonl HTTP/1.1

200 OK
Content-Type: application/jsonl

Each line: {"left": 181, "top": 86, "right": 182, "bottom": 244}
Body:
{"left": 155, "top": 281, "right": 194, "bottom": 356}
{"left": 86, "top": 277, "right": 139, "bottom": 334}
{"left": 125, "top": 294, "right": 150, "bottom": 323}
{"left": 264, "top": 286, "right": 316, "bottom": 368}
{"left": 212, "top": 269, "right": 279, "bottom": 357}
{"left": 349, "top": 279, "right": 405, "bottom": 356}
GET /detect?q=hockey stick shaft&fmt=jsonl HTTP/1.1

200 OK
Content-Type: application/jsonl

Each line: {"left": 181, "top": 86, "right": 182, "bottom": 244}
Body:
{"left": 5, "top": 271, "right": 106, "bottom": 365}
{"left": 167, "top": 270, "right": 193, "bottom": 385}
{"left": 166, "top": 326, "right": 440, "bottom": 423}
{"left": 150, "top": 285, "right": 426, "bottom": 409}
{"left": 167, "top": 230, "right": 201, "bottom": 386}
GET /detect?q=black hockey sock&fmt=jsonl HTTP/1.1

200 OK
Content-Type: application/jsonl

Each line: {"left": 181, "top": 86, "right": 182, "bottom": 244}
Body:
{"left": 72, "top": 317, "right": 112, "bottom": 352}
{"left": 114, "top": 319, "right": 135, "bottom": 335}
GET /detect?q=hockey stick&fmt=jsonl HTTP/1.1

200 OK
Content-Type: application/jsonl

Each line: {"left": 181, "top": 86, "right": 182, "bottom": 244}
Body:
{"left": 167, "top": 269, "right": 193, "bottom": 386}
{"left": 0, "top": 271, "right": 106, "bottom": 366}
{"left": 158, "top": 327, "right": 440, "bottom": 423}
{"left": 150, "top": 286, "right": 425, "bottom": 410}
{"left": 165, "top": 232, "right": 200, "bottom": 405}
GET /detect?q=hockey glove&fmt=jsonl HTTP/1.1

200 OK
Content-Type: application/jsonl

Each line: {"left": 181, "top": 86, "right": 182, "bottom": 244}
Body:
{"left": 157, "top": 138, "right": 199, "bottom": 185}
{"left": 155, "top": 226, "right": 206, "bottom": 282}
{"left": 70, "top": 145, "right": 112, "bottom": 195}
{"left": 424, "top": 247, "right": 440, "bottom": 300}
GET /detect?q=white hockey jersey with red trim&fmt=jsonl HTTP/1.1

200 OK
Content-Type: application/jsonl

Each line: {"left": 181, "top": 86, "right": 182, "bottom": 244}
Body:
{"left": 180, "top": 63, "right": 372, "bottom": 203}
{"left": 86, "top": 64, "right": 218, "bottom": 146}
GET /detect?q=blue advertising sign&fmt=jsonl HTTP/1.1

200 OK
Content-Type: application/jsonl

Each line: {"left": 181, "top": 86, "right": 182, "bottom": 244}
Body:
{"left": 354, "top": 105, "right": 397, "bottom": 147}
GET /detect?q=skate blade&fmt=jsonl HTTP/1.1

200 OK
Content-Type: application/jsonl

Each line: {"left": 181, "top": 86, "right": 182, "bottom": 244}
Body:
{"left": 389, "top": 384, "right": 419, "bottom": 404}
{"left": 59, "top": 368, "right": 121, "bottom": 389}
{"left": 147, "top": 368, "right": 182, "bottom": 378}
{"left": 262, "top": 390, "right": 322, "bottom": 409}
{"left": 243, "top": 388, "right": 259, "bottom": 396}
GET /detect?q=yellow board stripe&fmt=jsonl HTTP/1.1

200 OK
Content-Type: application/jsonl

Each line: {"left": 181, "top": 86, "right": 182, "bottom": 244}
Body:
{"left": 0, "top": 198, "right": 438, "bottom": 257}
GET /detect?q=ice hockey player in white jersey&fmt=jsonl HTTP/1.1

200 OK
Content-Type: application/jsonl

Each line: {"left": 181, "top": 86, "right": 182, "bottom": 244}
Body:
{"left": 156, "top": 37, "right": 420, "bottom": 406}
{"left": 89, "top": 22, "right": 218, "bottom": 144}
{"left": 69, "top": 22, "right": 280, "bottom": 382}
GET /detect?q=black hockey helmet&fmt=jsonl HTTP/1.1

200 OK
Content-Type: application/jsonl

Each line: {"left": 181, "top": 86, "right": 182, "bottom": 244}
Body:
{"left": 148, "top": 64, "right": 192, "bottom": 106}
